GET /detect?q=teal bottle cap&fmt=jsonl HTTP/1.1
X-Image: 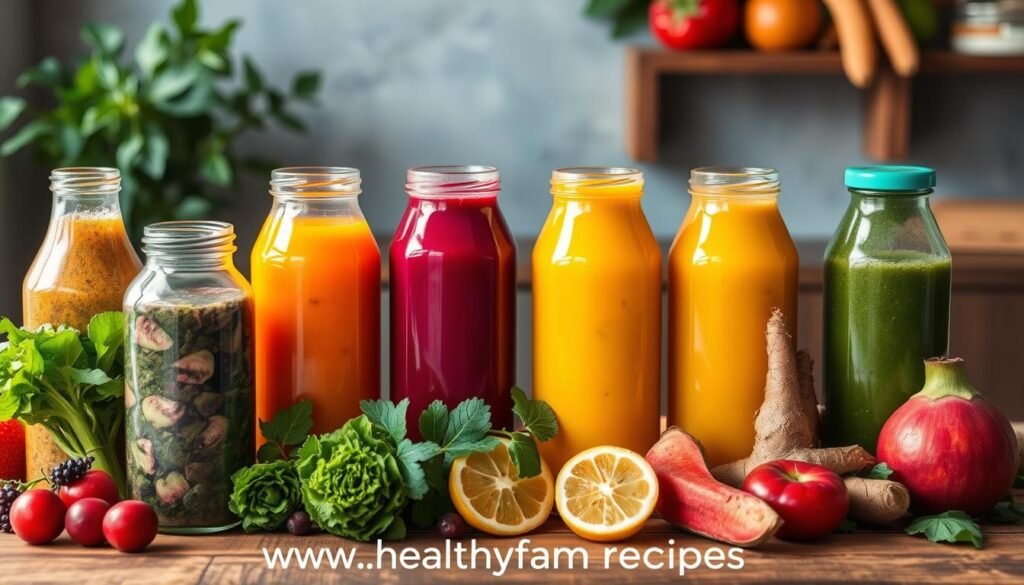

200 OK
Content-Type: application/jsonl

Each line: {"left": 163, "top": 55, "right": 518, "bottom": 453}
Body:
{"left": 845, "top": 166, "right": 936, "bottom": 191}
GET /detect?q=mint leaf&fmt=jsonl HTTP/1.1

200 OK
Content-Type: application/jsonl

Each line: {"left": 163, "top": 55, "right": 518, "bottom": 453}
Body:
{"left": 396, "top": 439, "right": 442, "bottom": 500}
{"left": 256, "top": 442, "right": 284, "bottom": 463}
{"left": 360, "top": 398, "right": 409, "bottom": 445}
{"left": 906, "top": 511, "right": 983, "bottom": 549}
{"left": 259, "top": 399, "right": 313, "bottom": 447}
{"left": 511, "top": 387, "right": 558, "bottom": 441}
{"left": 507, "top": 432, "right": 541, "bottom": 479}
{"left": 445, "top": 436, "right": 501, "bottom": 462}
{"left": 418, "top": 400, "right": 449, "bottom": 445}
{"left": 864, "top": 462, "right": 894, "bottom": 480}
{"left": 444, "top": 398, "right": 492, "bottom": 451}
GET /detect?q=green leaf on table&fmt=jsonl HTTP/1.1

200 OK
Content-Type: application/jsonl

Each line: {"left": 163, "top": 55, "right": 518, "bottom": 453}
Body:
{"left": 418, "top": 400, "right": 449, "bottom": 445}
{"left": 906, "top": 511, "right": 983, "bottom": 549}
{"left": 985, "top": 496, "right": 1024, "bottom": 524}
{"left": 360, "top": 398, "right": 409, "bottom": 445}
{"left": 863, "top": 462, "right": 894, "bottom": 480}
{"left": 511, "top": 386, "right": 558, "bottom": 441}
{"left": 81, "top": 23, "right": 125, "bottom": 56}
{"left": 396, "top": 439, "right": 442, "bottom": 500}
{"left": 0, "top": 97, "right": 26, "bottom": 131}
{"left": 507, "top": 431, "right": 541, "bottom": 479}
{"left": 259, "top": 399, "right": 313, "bottom": 447}
{"left": 291, "top": 71, "right": 321, "bottom": 101}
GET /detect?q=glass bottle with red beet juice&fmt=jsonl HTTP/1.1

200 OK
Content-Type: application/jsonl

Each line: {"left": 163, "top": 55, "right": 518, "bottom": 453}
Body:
{"left": 389, "top": 166, "right": 516, "bottom": 437}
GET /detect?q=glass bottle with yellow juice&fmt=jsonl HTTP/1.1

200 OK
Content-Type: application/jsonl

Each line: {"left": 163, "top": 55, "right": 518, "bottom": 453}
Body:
{"left": 533, "top": 167, "right": 661, "bottom": 474}
{"left": 668, "top": 167, "right": 799, "bottom": 467}
{"left": 251, "top": 167, "right": 381, "bottom": 437}
{"left": 23, "top": 168, "right": 142, "bottom": 480}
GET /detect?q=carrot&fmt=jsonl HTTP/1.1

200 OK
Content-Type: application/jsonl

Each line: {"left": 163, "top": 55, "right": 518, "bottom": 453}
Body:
{"left": 867, "top": 0, "right": 920, "bottom": 76}
{"left": 822, "top": 0, "right": 878, "bottom": 88}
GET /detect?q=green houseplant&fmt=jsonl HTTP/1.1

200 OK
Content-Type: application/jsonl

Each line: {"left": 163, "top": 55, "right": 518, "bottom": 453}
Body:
{"left": 0, "top": 0, "right": 321, "bottom": 239}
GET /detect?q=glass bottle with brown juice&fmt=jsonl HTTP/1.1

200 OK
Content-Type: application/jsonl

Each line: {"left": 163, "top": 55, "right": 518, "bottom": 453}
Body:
{"left": 22, "top": 168, "right": 142, "bottom": 479}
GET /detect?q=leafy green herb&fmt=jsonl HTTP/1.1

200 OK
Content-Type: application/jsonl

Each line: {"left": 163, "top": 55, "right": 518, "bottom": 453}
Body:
{"left": 257, "top": 399, "right": 313, "bottom": 463}
{"left": 0, "top": 313, "right": 127, "bottom": 493}
{"left": 360, "top": 398, "right": 409, "bottom": 446}
{"left": 906, "top": 511, "right": 983, "bottom": 549}
{"left": 863, "top": 462, "right": 894, "bottom": 480}
{"left": 511, "top": 386, "right": 558, "bottom": 441}
{"left": 985, "top": 495, "right": 1024, "bottom": 524}
{"left": 0, "top": 0, "right": 321, "bottom": 239}
{"left": 295, "top": 416, "right": 407, "bottom": 542}
{"left": 228, "top": 460, "right": 302, "bottom": 533}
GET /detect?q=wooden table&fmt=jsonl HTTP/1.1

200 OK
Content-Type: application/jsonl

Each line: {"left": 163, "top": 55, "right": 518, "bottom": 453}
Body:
{"left": 4, "top": 519, "right": 1023, "bottom": 584}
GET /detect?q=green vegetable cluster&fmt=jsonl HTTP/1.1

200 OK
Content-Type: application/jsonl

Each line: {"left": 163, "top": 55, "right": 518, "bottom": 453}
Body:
{"left": 296, "top": 416, "right": 408, "bottom": 541}
{"left": 228, "top": 388, "right": 559, "bottom": 540}
{"left": 0, "top": 313, "right": 127, "bottom": 492}
{"left": 229, "top": 460, "right": 302, "bottom": 533}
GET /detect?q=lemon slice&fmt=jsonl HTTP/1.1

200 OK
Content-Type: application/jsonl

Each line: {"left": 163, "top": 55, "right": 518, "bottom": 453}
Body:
{"left": 449, "top": 439, "right": 554, "bottom": 536}
{"left": 555, "top": 446, "right": 659, "bottom": 542}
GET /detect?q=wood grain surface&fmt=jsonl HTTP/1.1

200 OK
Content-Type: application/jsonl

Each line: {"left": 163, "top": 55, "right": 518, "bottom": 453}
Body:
{"left": 3, "top": 519, "right": 1024, "bottom": 584}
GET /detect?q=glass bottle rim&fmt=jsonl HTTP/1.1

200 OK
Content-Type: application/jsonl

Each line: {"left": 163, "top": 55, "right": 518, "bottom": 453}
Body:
{"left": 142, "top": 220, "right": 237, "bottom": 258}
{"left": 269, "top": 166, "right": 361, "bottom": 198}
{"left": 50, "top": 167, "right": 121, "bottom": 196}
{"left": 689, "top": 166, "right": 780, "bottom": 197}
{"left": 405, "top": 165, "right": 500, "bottom": 199}
{"left": 550, "top": 167, "right": 643, "bottom": 198}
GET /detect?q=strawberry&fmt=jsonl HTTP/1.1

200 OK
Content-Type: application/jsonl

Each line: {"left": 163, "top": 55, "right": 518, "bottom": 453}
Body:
{"left": 0, "top": 420, "right": 26, "bottom": 482}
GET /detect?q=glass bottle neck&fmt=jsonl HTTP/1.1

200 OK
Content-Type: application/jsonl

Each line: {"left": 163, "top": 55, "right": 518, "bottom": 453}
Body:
{"left": 143, "top": 221, "right": 238, "bottom": 272}
{"left": 49, "top": 191, "right": 124, "bottom": 220}
{"left": 849, "top": 189, "right": 932, "bottom": 215}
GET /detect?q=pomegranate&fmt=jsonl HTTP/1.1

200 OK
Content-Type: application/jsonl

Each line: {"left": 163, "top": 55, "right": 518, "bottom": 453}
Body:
{"left": 877, "top": 358, "right": 1018, "bottom": 516}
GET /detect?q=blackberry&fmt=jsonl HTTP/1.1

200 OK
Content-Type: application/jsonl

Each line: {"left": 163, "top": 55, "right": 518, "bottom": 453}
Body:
{"left": 49, "top": 455, "right": 95, "bottom": 490}
{"left": 0, "top": 482, "right": 21, "bottom": 534}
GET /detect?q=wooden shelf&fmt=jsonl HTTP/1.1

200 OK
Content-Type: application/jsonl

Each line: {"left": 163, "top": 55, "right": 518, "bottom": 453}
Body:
{"left": 626, "top": 49, "right": 1024, "bottom": 162}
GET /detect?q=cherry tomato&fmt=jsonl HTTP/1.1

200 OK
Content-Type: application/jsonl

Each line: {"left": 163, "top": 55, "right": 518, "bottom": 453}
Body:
{"left": 65, "top": 497, "right": 111, "bottom": 547}
{"left": 742, "top": 460, "right": 849, "bottom": 541}
{"left": 102, "top": 500, "right": 158, "bottom": 553}
{"left": 57, "top": 470, "right": 120, "bottom": 507}
{"left": 10, "top": 489, "right": 66, "bottom": 545}
{"left": 649, "top": 0, "right": 741, "bottom": 51}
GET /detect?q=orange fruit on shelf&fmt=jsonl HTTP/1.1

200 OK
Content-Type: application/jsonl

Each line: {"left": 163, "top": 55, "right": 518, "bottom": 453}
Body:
{"left": 745, "top": 0, "right": 824, "bottom": 51}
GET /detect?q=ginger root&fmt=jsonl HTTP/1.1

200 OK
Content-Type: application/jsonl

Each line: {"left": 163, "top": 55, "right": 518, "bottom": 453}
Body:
{"left": 710, "top": 309, "right": 911, "bottom": 525}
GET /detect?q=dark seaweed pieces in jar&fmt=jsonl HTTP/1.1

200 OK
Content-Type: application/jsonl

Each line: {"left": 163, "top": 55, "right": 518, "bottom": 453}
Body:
{"left": 125, "top": 287, "right": 254, "bottom": 530}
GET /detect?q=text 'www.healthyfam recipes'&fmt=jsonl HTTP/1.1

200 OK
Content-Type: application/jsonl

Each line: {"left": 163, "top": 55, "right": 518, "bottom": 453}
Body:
{"left": 262, "top": 539, "right": 746, "bottom": 577}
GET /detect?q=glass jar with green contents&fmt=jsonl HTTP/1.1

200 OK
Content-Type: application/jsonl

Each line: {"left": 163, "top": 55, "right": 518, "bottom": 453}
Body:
{"left": 823, "top": 166, "right": 951, "bottom": 454}
{"left": 124, "top": 221, "right": 254, "bottom": 534}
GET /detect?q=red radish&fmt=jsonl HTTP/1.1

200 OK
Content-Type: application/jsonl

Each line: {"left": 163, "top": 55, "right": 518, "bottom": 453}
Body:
{"left": 103, "top": 500, "right": 158, "bottom": 553}
{"left": 646, "top": 427, "right": 782, "bottom": 547}
{"left": 65, "top": 497, "right": 110, "bottom": 547}
{"left": 9, "top": 489, "right": 65, "bottom": 545}
{"left": 877, "top": 358, "right": 1018, "bottom": 516}
{"left": 57, "top": 469, "right": 120, "bottom": 507}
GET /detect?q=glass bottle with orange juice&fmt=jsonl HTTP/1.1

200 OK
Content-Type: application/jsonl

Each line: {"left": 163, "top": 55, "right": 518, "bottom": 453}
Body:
{"left": 23, "top": 167, "right": 142, "bottom": 480}
{"left": 532, "top": 167, "right": 661, "bottom": 474}
{"left": 668, "top": 167, "right": 799, "bottom": 466}
{"left": 251, "top": 167, "right": 381, "bottom": 436}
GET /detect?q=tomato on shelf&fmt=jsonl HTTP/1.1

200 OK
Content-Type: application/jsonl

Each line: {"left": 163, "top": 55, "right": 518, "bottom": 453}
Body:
{"left": 745, "top": 0, "right": 823, "bottom": 51}
{"left": 649, "top": 0, "right": 741, "bottom": 50}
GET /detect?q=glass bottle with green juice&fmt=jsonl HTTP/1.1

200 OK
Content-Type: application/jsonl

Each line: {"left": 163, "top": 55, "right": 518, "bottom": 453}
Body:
{"left": 823, "top": 166, "right": 952, "bottom": 454}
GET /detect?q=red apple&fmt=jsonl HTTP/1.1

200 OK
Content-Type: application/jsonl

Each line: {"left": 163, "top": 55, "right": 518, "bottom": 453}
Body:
{"left": 742, "top": 460, "right": 849, "bottom": 541}
{"left": 57, "top": 470, "right": 120, "bottom": 507}
{"left": 877, "top": 358, "right": 1018, "bottom": 516}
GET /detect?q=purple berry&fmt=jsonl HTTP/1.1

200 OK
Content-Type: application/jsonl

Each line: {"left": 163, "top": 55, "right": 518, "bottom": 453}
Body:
{"left": 286, "top": 510, "right": 312, "bottom": 536}
{"left": 437, "top": 513, "right": 466, "bottom": 539}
